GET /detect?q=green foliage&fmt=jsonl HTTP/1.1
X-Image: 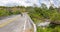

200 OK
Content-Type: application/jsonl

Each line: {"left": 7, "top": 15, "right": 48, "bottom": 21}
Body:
{"left": 26, "top": 4, "right": 60, "bottom": 32}
{"left": 26, "top": 3, "right": 60, "bottom": 23}
{"left": 0, "top": 10, "right": 10, "bottom": 16}
{"left": 13, "top": 10, "right": 21, "bottom": 15}
{"left": 37, "top": 26, "right": 60, "bottom": 32}
{"left": 0, "top": 7, "right": 21, "bottom": 16}
{"left": 37, "top": 27, "right": 51, "bottom": 32}
{"left": 0, "top": 4, "right": 60, "bottom": 32}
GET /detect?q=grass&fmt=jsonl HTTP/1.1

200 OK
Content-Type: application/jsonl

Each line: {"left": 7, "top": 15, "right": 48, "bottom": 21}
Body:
{"left": 37, "top": 26, "right": 60, "bottom": 32}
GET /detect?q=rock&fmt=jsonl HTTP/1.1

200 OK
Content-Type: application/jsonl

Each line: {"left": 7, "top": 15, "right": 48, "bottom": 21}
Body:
{"left": 37, "top": 21, "right": 50, "bottom": 27}
{"left": 50, "top": 21, "right": 60, "bottom": 25}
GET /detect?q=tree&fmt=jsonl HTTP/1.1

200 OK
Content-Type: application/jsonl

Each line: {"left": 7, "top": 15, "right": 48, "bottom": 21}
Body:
{"left": 41, "top": 3, "right": 47, "bottom": 9}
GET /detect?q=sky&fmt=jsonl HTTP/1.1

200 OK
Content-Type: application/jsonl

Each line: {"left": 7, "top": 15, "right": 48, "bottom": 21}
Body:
{"left": 0, "top": 0, "right": 60, "bottom": 7}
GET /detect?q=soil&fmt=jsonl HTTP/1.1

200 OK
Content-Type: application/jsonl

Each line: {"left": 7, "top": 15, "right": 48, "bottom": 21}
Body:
{"left": 24, "top": 29, "right": 33, "bottom": 32}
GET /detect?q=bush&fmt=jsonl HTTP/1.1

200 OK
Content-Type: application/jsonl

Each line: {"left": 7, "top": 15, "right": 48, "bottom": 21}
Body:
{"left": 13, "top": 10, "right": 21, "bottom": 15}
{"left": 0, "top": 10, "right": 10, "bottom": 16}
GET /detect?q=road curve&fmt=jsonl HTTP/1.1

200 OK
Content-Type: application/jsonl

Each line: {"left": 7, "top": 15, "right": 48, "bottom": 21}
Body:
{"left": 0, "top": 13, "right": 36, "bottom": 32}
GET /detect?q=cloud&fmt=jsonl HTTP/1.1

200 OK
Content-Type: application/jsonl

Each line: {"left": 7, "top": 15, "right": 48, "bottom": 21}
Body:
{"left": 0, "top": 0, "right": 60, "bottom": 7}
{"left": 40, "top": 0, "right": 60, "bottom": 7}
{"left": 39, "top": 0, "right": 50, "bottom": 7}
{"left": 0, "top": 0, "right": 39, "bottom": 7}
{"left": 0, "top": 0, "right": 8, "bottom": 6}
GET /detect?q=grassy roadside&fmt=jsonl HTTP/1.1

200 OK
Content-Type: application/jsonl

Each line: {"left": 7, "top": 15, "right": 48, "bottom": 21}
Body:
{"left": 37, "top": 26, "right": 60, "bottom": 32}
{"left": 0, "top": 6, "right": 60, "bottom": 32}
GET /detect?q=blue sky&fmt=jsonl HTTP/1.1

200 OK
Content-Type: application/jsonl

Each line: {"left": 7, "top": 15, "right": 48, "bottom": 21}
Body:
{"left": 0, "top": 0, "right": 60, "bottom": 7}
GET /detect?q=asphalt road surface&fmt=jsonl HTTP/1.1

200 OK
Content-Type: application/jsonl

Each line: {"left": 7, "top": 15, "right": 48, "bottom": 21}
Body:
{"left": 0, "top": 13, "right": 36, "bottom": 32}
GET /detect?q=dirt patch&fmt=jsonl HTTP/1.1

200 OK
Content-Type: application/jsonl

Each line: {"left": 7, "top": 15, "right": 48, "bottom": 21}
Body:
{"left": 24, "top": 29, "right": 33, "bottom": 32}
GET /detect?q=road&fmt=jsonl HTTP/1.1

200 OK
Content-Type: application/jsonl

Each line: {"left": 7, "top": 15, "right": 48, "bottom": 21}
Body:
{"left": 0, "top": 13, "right": 36, "bottom": 32}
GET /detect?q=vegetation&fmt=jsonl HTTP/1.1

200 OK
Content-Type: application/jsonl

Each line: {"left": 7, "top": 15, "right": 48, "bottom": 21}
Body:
{"left": 37, "top": 26, "right": 60, "bottom": 32}
{"left": 26, "top": 4, "right": 60, "bottom": 32}
{"left": 0, "top": 6, "right": 21, "bottom": 16}
{"left": 0, "top": 3, "right": 60, "bottom": 32}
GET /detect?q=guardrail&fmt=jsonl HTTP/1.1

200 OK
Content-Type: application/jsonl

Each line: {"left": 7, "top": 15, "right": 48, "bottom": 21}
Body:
{"left": 23, "top": 13, "right": 37, "bottom": 32}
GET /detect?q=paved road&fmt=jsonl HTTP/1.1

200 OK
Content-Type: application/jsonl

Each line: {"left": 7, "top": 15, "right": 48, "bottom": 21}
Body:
{"left": 0, "top": 15, "right": 24, "bottom": 32}
{"left": 0, "top": 13, "right": 36, "bottom": 32}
